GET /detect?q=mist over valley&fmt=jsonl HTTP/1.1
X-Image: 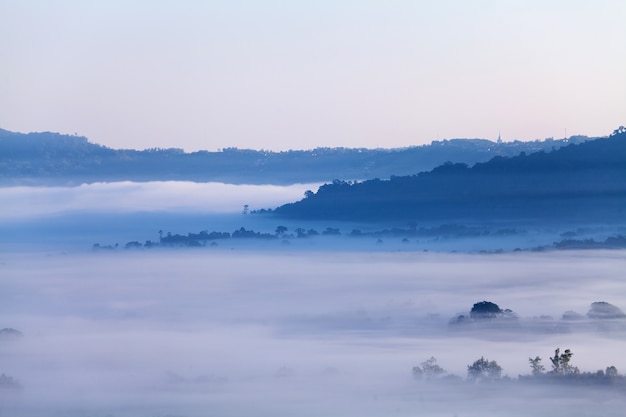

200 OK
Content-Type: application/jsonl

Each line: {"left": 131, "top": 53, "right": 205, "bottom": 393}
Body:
{"left": 3, "top": 0, "right": 626, "bottom": 413}
{"left": 3, "top": 248, "right": 626, "bottom": 417}
{"left": 1, "top": 129, "right": 626, "bottom": 416}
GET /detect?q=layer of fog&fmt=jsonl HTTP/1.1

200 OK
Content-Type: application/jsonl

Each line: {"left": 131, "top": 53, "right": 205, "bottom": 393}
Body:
{"left": 0, "top": 181, "right": 317, "bottom": 250}
{"left": 0, "top": 181, "right": 319, "bottom": 219}
{"left": 1, "top": 182, "right": 624, "bottom": 253}
{"left": 2, "top": 250, "right": 626, "bottom": 416}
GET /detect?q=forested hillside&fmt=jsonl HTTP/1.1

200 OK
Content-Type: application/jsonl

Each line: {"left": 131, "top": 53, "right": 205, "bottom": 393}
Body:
{"left": 274, "top": 129, "right": 626, "bottom": 222}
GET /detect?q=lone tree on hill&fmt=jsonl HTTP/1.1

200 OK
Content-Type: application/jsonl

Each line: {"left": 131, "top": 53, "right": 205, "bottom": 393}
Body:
{"left": 610, "top": 126, "right": 625, "bottom": 136}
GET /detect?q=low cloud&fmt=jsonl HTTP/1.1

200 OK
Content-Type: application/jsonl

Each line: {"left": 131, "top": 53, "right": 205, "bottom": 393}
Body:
{"left": 0, "top": 181, "right": 318, "bottom": 220}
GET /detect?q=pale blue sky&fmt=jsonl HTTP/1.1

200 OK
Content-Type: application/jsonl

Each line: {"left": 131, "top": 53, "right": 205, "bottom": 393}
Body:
{"left": 1, "top": 0, "right": 625, "bottom": 151}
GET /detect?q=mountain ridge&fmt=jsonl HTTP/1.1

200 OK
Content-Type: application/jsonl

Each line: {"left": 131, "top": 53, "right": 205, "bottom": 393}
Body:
{"left": 273, "top": 130, "right": 626, "bottom": 222}
{"left": 0, "top": 128, "right": 597, "bottom": 186}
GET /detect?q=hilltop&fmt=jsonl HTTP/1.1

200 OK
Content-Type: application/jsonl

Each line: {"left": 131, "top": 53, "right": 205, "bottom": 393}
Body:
{"left": 274, "top": 129, "right": 626, "bottom": 222}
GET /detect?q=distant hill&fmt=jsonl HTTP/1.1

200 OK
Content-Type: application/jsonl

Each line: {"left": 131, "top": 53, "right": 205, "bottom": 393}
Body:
{"left": 274, "top": 129, "right": 626, "bottom": 222}
{"left": 0, "top": 128, "right": 596, "bottom": 185}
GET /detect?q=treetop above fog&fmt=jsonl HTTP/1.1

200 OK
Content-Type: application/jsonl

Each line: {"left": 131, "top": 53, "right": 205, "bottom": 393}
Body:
{"left": 470, "top": 301, "right": 504, "bottom": 319}
{"left": 451, "top": 300, "right": 626, "bottom": 328}
{"left": 414, "top": 347, "right": 626, "bottom": 387}
{"left": 587, "top": 302, "right": 626, "bottom": 319}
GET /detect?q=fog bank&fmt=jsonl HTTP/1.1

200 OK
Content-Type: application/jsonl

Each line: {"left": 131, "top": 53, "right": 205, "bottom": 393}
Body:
{"left": 2, "top": 250, "right": 626, "bottom": 416}
{"left": 0, "top": 181, "right": 318, "bottom": 219}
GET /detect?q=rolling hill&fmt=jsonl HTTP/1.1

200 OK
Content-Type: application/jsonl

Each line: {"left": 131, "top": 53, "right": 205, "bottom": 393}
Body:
{"left": 274, "top": 130, "right": 626, "bottom": 222}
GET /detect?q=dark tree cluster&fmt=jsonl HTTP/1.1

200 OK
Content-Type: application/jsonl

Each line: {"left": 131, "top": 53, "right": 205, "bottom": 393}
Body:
{"left": 94, "top": 225, "right": 329, "bottom": 250}
{"left": 93, "top": 224, "right": 626, "bottom": 253}
{"left": 552, "top": 235, "right": 626, "bottom": 250}
{"left": 470, "top": 301, "right": 503, "bottom": 319}
{"left": 452, "top": 300, "right": 517, "bottom": 324}
{"left": 452, "top": 300, "right": 626, "bottom": 327}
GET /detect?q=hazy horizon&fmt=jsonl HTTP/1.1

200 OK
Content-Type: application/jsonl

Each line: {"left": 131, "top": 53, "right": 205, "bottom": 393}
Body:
{"left": 1, "top": 125, "right": 599, "bottom": 153}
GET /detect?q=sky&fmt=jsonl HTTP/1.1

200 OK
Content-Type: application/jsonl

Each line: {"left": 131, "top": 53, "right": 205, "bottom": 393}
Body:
{"left": 1, "top": 0, "right": 625, "bottom": 151}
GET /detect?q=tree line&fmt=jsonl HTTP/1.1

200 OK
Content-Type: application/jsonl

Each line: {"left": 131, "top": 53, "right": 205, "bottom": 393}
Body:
{"left": 90, "top": 223, "right": 626, "bottom": 252}
{"left": 413, "top": 347, "right": 625, "bottom": 387}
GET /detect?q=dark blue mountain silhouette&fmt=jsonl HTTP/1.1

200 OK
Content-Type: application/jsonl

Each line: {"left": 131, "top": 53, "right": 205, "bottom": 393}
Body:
{"left": 274, "top": 130, "right": 626, "bottom": 222}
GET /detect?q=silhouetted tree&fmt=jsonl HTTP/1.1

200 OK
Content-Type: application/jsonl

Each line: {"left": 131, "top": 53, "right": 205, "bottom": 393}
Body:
{"left": 606, "top": 366, "right": 618, "bottom": 377}
{"left": 467, "top": 357, "right": 502, "bottom": 381}
{"left": 124, "top": 241, "right": 142, "bottom": 249}
{"left": 549, "top": 348, "right": 579, "bottom": 375}
{"left": 413, "top": 357, "right": 446, "bottom": 380}
{"left": 611, "top": 126, "right": 625, "bottom": 136}
{"left": 529, "top": 356, "right": 545, "bottom": 376}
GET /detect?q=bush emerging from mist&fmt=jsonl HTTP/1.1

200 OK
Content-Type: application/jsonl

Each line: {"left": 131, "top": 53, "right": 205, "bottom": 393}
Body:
{"left": 587, "top": 301, "right": 626, "bottom": 319}
{"left": 0, "top": 373, "right": 21, "bottom": 390}
{"left": 0, "top": 328, "right": 23, "bottom": 339}
{"left": 412, "top": 357, "right": 446, "bottom": 380}
{"left": 467, "top": 357, "right": 503, "bottom": 381}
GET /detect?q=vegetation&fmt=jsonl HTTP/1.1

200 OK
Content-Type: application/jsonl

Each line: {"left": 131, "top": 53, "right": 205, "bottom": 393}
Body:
{"left": 0, "top": 373, "right": 21, "bottom": 390}
{"left": 549, "top": 348, "right": 578, "bottom": 376}
{"left": 470, "top": 301, "right": 503, "bottom": 319}
{"left": 553, "top": 235, "right": 626, "bottom": 250}
{"left": 412, "top": 357, "right": 446, "bottom": 380}
{"left": 275, "top": 130, "right": 626, "bottom": 222}
{"left": 92, "top": 223, "right": 626, "bottom": 252}
{"left": 529, "top": 356, "right": 545, "bottom": 376}
{"left": 467, "top": 357, "right": 503, "bottom": 381}
{"left": 412, "top": 347, "right": 626, "bottom": 387}
{"left": 450, "top": 300, "right": 521, "bottom": 325}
